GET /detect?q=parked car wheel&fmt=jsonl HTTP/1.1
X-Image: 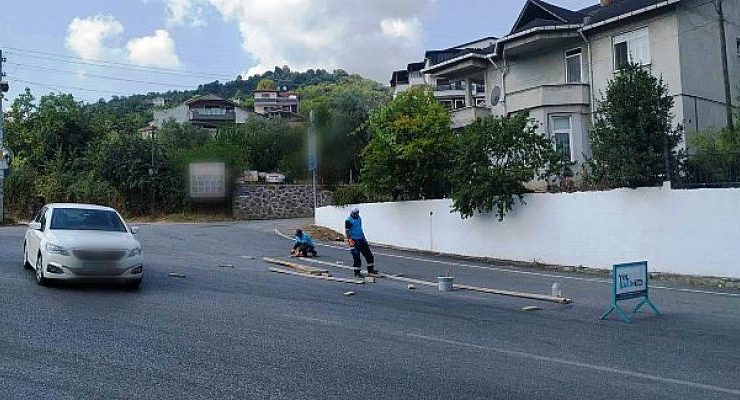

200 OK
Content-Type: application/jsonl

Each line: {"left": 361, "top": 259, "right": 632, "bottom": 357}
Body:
{"left": 35, "top": 254, "right": 47, "bottom": 286}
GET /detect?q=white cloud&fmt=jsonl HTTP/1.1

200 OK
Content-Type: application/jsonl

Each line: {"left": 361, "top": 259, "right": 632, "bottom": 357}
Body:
{"left": 65, "top": 15, "right": 125, "bottom": 60}
{"left": 126, "top": 29, "right": 182, "bottom": 68}
{"left": 65, "top": 15, "right": 181, "bottom": 69}
{"left": 204, "top": 0, "right": 433, "bottom": 81}
{"left": 380, "top": 17, "right": 422, "bottom": 41}
{"left": 165, "top": 0, "right": 206, "bottom": 27}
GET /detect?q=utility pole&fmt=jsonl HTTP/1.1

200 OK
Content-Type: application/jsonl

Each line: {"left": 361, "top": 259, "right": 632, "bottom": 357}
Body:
{"left": 0, "top": 49, "right": 8, "bottom": 224}
{"left": 715, "top": 0, "right": 734, "bottom": 130}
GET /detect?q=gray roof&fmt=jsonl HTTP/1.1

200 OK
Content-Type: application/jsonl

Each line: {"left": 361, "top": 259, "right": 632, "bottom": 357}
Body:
{"left": 510, "top": 0, "right": 678, "bottom": 34}
{"left": 584, "top": 0, "right": 673, "bottom": 25}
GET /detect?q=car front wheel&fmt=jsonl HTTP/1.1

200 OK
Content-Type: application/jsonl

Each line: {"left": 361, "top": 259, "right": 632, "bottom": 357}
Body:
{"left": 124, "top": 279, "right": 142, "bottom": 290}
{"left": 35, "top": 254, "right": 48, "bottom": 286}
{"left": 23, "top": 243, "right": 33, "bottom": 270}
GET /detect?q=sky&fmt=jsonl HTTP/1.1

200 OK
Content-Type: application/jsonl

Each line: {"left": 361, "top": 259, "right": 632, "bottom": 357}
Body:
{"left": 0, "top": 0, "right": 596, "bottom": 103}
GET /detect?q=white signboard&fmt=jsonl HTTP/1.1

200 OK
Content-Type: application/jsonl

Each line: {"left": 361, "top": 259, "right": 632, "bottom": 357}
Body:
{"left": 615, "top": 262, "right": 647, "bottom": 298}
{"left": 189, "top": 162, "right": 226, "bottom": 199}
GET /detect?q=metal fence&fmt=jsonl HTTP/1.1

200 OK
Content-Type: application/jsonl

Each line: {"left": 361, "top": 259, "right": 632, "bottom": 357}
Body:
{"left": 672, "top": 153, "right": 740, "bottom": 189}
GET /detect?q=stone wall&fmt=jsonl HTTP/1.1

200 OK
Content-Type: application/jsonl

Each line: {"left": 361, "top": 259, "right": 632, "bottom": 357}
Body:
{"left": 233, "top": 183, "right": 333, "bottom": 220}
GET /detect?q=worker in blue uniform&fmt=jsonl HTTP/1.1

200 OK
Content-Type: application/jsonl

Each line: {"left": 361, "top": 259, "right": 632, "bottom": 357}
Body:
{"left": 292, "top": 229, "right": 317, "bottom": 257}
{"left": 345, "top": 207, "right": 375, "bottom": 277}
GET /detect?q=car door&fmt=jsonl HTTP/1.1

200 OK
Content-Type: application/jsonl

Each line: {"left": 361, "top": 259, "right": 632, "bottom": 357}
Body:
{"left": 27, "top": 207, "right": 48, "bottom": 264}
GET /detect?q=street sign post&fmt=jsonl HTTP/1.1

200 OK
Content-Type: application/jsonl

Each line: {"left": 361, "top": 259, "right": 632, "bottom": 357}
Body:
{"left": 600, "top": 261, "right": 661, "bottom": 323}
{"left": 308, "top": 110, "right": 317, "bottom": 210}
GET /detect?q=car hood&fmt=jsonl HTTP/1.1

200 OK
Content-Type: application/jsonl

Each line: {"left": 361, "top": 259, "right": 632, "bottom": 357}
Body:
{"left": 46, "top": 230, "right": 140, "bottom": 251}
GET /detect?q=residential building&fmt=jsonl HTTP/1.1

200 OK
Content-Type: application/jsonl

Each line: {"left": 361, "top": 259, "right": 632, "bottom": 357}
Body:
{"left": 253, "top": 89, "right": 300, "bottom": 116}
{"left": 151, "top": 94, "right": 252, "bottom": 130}
{"left": 419, "top": 0, "right": 740, "bottom": 165}
{"left": 390, "top": 37, "right": 496, "bottom": 110}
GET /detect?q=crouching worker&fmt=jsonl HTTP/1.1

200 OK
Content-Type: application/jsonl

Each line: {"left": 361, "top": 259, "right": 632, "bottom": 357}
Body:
{"left": 291, "top": 229, "right": 318, "bottom": 257}
{"left": 345, "top": 207, "right": 375, "bottom": 278}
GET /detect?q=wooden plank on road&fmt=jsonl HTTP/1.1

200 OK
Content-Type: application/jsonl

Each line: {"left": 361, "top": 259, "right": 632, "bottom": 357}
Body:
{"left": 301, "top": 258, "right": 573, "bottom": 304}
{"left": 268, "top": 267, "right": 365, "bottom": 284}
{"left": 263, "top": 257, "right": 330, "bottom": 276}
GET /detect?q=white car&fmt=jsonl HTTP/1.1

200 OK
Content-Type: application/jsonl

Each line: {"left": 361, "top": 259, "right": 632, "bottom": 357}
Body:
{"left": 23, "top": 203, "right": 144, "bottom": 288}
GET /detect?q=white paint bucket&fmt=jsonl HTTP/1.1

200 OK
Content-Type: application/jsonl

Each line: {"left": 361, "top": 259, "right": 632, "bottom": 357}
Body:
{"left": 438, "top": 276, "right": 454, "bottom": 292}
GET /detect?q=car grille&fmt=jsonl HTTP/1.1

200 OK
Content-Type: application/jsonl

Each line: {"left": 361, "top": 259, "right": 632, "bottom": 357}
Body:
{"left": 73, "top": 250, "right": 127, "bottom": 261}
{"left": 71, "top": 268, "right": 126, "bottom": 277}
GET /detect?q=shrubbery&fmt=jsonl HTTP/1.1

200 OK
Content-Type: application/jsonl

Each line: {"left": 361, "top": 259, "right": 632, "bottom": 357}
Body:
{"left": 332, "top": 185, "right": 369, "bottom": 206}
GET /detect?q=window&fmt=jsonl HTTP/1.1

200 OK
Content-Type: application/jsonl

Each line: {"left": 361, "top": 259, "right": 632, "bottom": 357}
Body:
{"left": 737, "top": 38, "right": 740, "bottom": 56}
{"left": 613, "top": 28, "right": 650, "bottom": 70}
{"left": 476, "top": 98, "right": 487, "bottom": 107}
{"left": 261, "top": 93, "right": 270, "bottom": 98}
{"left": 50, "top": 208, "right": 127, "bottom": 232}
{"left": 454, "top": 99, "right": 466, "bottom": 109}
{"left": 565, "top": 48, "right": 582, "bottom": 83}
{"left": 551, "top": 115, "right": 573, "bottom": 161}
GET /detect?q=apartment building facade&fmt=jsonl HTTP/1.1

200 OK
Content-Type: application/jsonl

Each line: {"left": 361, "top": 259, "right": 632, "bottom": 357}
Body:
{"left": 390, "top": 37, "right": 496, "bottom": 110}
{"left": 414, "top": 0, "right": 740, "bottom": 165}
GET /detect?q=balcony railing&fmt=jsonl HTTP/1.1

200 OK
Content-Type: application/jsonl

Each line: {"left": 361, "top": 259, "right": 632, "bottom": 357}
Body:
{"left": 433, "top": 84, "right": 485, "bottom": 93}
{"left": 449, "top": 106, "right": 491, "bottom": 129}
{"left": 189, "top": 110, "right": 236, "bottom": 121}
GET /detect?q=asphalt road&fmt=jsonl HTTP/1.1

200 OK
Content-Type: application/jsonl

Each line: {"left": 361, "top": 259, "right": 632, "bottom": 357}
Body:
{"left": 1, "top": 219, "right": 739, "bottom": 399}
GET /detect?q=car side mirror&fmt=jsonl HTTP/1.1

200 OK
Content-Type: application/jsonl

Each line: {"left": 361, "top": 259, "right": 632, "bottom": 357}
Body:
{"left": 29, "top": 221, "right": 42, "bottom": 231}
{"left": 130, "top": 226, "right": 140, "bottom": 234}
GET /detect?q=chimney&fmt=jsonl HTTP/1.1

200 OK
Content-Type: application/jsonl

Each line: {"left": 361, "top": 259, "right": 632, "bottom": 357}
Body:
{"left": 600, "top": 0, "right": 613, "bottom": 6}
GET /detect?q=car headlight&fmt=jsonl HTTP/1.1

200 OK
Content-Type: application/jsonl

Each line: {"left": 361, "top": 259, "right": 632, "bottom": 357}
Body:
{"left": 45, "top": 243, "right": 70, "bottom": 256}
{"left": 128, "top": 246, "right": 142, "bottom": 258}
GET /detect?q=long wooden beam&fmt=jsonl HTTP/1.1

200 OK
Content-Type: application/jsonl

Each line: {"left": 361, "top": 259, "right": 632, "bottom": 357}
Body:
{"left": 263, "top": 257, "right": 330, "bottom": 276}
{"left": 268, "top": 267, "right": 365, "bottom": 284}
{"left": 301, "top": 258, "right": 573, "bottom": 304}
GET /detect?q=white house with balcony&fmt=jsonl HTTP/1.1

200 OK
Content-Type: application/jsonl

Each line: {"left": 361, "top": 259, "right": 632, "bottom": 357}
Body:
{"left": 151, "top": 94, "right": 253, "bottom": 130}
{"left": 390, "top": 37, "right": 496, "bottom": 109}
{"left": 420, "top": 0, "right": 740, "bottom": 165}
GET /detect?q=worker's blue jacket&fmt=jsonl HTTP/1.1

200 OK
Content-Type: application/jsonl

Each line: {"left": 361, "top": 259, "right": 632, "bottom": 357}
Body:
{"left": 345, "top": 215, "right": 365, "bottom": 240}
{"left": 295, "top": 233, "right": 314, "bottom": 247}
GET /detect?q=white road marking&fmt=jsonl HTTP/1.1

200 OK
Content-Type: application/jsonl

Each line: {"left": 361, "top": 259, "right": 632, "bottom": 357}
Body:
{"left": 407, "top": 333, "right": 740, "bottom": 396}
{"left": 272, "top": 229, "right": 740, "bottom": 298}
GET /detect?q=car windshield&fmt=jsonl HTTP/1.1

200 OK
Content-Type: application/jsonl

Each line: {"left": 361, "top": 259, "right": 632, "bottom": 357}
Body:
{"left": 50, "top": 208, "right": 127, "bottom": 232}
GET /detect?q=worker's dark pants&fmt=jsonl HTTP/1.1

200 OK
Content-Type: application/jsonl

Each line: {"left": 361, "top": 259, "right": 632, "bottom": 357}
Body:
{"left": 351, "top": 238, "right": 374, "bottom": 272}
{"left": 293, "top": 243, "right": 316, "bottom": 256}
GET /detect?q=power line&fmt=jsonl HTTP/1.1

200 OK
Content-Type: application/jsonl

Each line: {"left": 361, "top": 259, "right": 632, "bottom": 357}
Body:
{"left": 7, "top": 62, "right": 198, "bottom": 88}
{"left": 0, "top": 45, "right": 236, "bottom": 80}
{"left": 10, "top": 77, "right": 134, "bottom": 96}
{"left": 3, "top": 50, "right": 236, "bottom": 81}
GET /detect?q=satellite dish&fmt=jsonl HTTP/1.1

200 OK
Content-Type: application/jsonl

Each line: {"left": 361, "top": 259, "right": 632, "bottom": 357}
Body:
{"left": 490, "top": 86, "right": 502, "bottom": 106}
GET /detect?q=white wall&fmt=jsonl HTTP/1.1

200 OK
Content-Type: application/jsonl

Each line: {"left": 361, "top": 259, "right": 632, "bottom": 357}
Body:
{"left": 316, "top": 185, "right": 740, "bottom": 279}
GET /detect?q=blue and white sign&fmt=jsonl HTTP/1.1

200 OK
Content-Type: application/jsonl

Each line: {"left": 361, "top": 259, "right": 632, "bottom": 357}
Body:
{"left": 615, "top": 262, "right": 648, "bottom": 300}
{"left": 601, "top": 261, "right": 660, "bottom": 323}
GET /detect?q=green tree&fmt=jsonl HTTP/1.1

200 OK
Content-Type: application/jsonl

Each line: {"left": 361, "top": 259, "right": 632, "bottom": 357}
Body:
{"left": 450, "top": 113, "right": 572, "bottom": 220}
{"left": 588, "top": 63, "right": 682, "bottom": 188}
{"left": 361, "top": 86, "right": 453, "bottom": 200}
{"left": 256, "top": 79, "right": 277, "bottom": 91}
{"left": 299, "top": 75, "right": 391, "bottom": 184}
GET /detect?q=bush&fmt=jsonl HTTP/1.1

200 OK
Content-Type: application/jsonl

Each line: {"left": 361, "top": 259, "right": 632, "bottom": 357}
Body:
{"left": 588, "top": 63, "right": 682, "bottom": 188}
{"left": 332, "top": 185, "right": 369, "bottom": 206}
{"left": 449, "top": 113, "right": 572, "bottom": 220}
{"left": 361, "top": 86, "right": 453, "bottom": 200}
{"left": 4, "top": 160, "right": 39, "bottom": 219}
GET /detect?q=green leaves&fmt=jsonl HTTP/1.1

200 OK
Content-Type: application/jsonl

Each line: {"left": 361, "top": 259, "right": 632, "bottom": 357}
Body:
{"left": 449, "top": 113, "right": 572, "bottom": 220}
{"left": 588, "top": 63, "right": 682, "bottom": 188}
{"left": 360, "top": 86, "right": 453, "bottom": 201}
